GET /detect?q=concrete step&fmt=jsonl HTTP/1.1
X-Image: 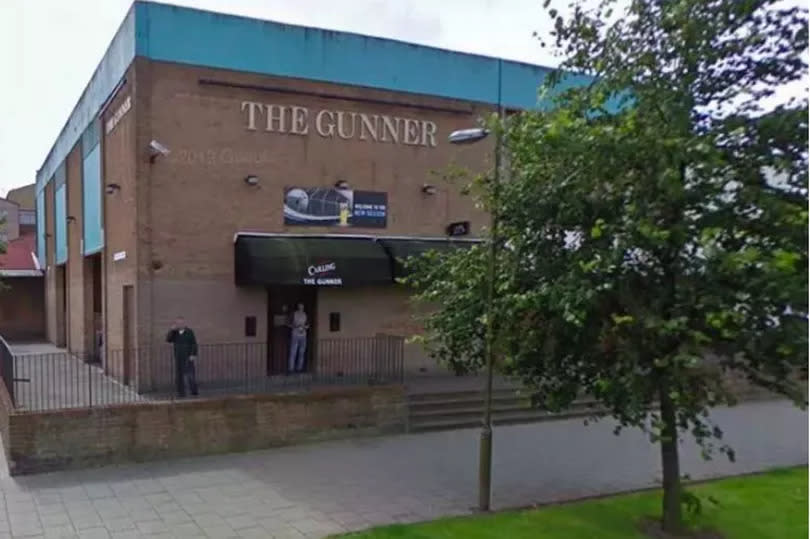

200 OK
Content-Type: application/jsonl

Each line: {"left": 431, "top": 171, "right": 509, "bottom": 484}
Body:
{"left": 408, "top": 405, "right": 599, "bottom": 433}
{"left": 408, "top": 395, "right": 529, "bottom": 412}
{"left": 406, "top": 387, "right": 525, "bottom": 403}
{"left": 409, "top": 403, "right": 533, "bottom": 422}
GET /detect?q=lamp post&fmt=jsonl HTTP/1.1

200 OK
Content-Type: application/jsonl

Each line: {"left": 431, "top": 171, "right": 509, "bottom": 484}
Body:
{"left": 447, "top": 59, "right": 503, "bottom": 513}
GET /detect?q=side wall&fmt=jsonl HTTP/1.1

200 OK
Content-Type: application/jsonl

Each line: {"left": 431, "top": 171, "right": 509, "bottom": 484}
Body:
{"left": 7, "top": 385, "right": 405, "bottom": 475}
{"left": 0, "top": 278, "right": 45, "bottom": 341}
{"left": 66, "top": 144, "right": 93, "bottom": 355}
{"left": 43, "top": 183, "right": 59, "bottom": 345}
{"left": 102, "top": 69, "right": 139, "bottom": 366}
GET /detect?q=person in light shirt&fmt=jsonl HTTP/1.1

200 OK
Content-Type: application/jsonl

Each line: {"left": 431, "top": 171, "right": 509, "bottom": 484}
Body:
{"left": 288, "top": 303, "right": 309, "bottom": 373}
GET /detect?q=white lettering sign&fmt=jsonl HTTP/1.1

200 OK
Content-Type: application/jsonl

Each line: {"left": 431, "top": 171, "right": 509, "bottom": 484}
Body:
{"left": 105, "top": 96, "right": 132, "bottom": 135}
{"left": 242, "top": 101, "right": 438, "bottom": 147}
{"left": 307, "top": 262, "right": 336, "bottom": 276}
{"left": 303, "top": 277, "right": 343, "bottom": 286}
{"left": 113, "top": 250, "right": 126, "bottom": 261}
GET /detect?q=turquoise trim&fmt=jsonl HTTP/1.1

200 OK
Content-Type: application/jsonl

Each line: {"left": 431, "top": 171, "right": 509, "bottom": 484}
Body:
{"left": 55, "top": 185, "right": 67, "bottom": 265}
{"left": 82, "top": 144, "right": 104, "bottom": 255}
{"left": 135, "top": 2, "right": 567, "bottom": 109}
{"left": 36, "top": 1, "right": 589, "bottom": 202}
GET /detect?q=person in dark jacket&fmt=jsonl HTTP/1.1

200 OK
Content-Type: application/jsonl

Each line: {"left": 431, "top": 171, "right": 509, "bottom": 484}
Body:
{"left": 166, "top": 316, "right": 199, "bottom": 397}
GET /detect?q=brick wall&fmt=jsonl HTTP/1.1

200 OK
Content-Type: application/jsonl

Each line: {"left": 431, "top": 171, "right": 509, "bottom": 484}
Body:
{"left": 103, "top": 71, "right": 138, "bottom": 359}
{"left": 7, "top": 385, "right": 405, "bottom": 474}
{"left": 66, "top": 144, "right": 92, "bottom": 355}
{"left": 136, "top": 60, "right": 492, "bottom": 349}
{"left": 0, "top": 278, "right": 45, "bottom": 341}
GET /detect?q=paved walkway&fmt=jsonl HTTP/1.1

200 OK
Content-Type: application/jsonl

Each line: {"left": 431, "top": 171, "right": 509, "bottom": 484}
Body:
{"left": 0, "top": 399, "right": 804, "bottom": 539}
{"left": 9, "top": 344, "right": 144, "bottom": 411}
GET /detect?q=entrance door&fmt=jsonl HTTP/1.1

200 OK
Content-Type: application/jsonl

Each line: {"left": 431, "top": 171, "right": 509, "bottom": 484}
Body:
{"left": 267, "top": 286, "right": 316, "bottom": 375}
{"left": 122, "top": 285, "right": 134, "bottom": 386}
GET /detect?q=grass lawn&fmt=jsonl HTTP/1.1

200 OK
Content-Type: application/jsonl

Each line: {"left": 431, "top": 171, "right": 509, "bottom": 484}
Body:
{"left": 339, "top": 467, "right": 807, "bottom": 539}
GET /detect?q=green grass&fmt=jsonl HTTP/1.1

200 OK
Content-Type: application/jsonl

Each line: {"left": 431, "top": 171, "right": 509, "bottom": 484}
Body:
{"left": 340, "top": 467, "right": 807, "bottom": 539}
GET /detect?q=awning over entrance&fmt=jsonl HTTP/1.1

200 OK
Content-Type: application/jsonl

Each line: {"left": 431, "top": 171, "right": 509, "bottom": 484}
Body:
{"left": 378, "top": 238, "right": 481, "bottom": 278}
{"left": 235, "top": 234, "right": 393, "bottom": 286}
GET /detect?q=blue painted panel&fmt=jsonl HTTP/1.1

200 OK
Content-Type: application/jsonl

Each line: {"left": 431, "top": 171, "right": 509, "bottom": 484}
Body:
{"left": 82, "top": 144, "right": 104, "bottom": 254}
{"left": 36, "top": 192, "right": 45, "bottom": 268}
{"left": 36, "top": 5, "right": 135, "bottom": 196}
{"left": 55, "top": 184, "right": 67, "bottom": 265}
{"left": 135, "top": 2, "right": 561, "bottom": 110}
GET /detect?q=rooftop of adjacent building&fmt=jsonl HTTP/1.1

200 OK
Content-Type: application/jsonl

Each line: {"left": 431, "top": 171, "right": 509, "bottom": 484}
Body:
{"left": 5, "top": 184, "right": 34, "bottom": 211}
{"left": 36, "top": 1, "right": 589, "bottom": 195}
{"left": 0, "top": 232, "right": 40, "bottom": 276}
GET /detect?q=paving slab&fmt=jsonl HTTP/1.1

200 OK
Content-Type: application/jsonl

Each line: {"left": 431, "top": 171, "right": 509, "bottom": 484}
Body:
{"left": 0, "top": 400, "right": 803, "bottom": 538}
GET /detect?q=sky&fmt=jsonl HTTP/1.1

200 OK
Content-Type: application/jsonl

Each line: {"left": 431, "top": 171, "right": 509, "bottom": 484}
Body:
{"left": 0, "top": 1, "right": 804, "bottom": 196}
{"left": 0, "top": 0, "right": 566, "bottom": 196}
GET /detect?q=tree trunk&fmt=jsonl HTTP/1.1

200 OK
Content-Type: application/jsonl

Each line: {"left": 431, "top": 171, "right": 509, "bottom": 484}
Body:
{"left": 659, "top": 384, "right": 683, "bottom": 534}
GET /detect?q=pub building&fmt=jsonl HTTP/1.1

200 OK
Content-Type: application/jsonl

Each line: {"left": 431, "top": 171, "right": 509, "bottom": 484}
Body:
{"left": 36, "top": 1, "right": 569, "bottom": 390}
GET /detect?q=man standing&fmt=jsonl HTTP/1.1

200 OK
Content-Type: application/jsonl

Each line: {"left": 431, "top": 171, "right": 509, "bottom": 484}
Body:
{"left": 166, "top": 316, "right": 199, "bottom": 397}
{"left": 288, "top": 303, "right": 309, "bottom": 373}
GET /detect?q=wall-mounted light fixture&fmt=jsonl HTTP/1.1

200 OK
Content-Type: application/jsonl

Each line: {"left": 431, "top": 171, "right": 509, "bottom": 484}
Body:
{"left": 66, "top": 216, "right": 77, "bottom": 224}
{"left": 148, "top": 140, "right": 170, "bottom": 163}
{"left": 105, "top": 183, "right": 121, "bottom": 195}
{"left": 334, "top": 180, "right": 350, "bottom": 190}
{"left": 244, "top": 175, "right": 259, "bottom": 186}
{"left": 421, "top": 184, "right": 437, "bottom": 195}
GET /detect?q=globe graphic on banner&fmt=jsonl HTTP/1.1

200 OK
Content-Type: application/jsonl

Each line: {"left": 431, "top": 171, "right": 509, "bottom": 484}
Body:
{"left": 285, "top": 189, "right": 310, "bottom": 213}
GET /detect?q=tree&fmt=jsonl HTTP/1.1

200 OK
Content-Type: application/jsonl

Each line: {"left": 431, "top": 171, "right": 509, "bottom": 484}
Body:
{"left": 408, "top": 0, "right": 808, "bottom": 533}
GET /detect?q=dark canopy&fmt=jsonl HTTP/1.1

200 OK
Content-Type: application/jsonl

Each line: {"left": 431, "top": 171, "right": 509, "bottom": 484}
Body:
{"left": 235, "top": 235, "right": 393, "bottom": 287}
{"left": 378, "top": 238, "right": 481, "bottom": 278}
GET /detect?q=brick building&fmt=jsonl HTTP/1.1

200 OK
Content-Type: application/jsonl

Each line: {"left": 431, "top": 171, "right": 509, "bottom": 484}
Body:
{"left": 36, "top": 2, "right": 577, "bottom": 390}
{"left": 0, "top": 186, "right": 44, "bottom": 341}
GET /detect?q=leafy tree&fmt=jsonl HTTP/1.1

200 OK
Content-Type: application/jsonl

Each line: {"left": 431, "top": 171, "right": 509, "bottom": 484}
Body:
{"left": 409, "top": 0, "right": 807, "bottom": 533}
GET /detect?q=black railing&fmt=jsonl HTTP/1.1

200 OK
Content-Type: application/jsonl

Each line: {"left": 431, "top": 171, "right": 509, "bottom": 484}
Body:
{"left": 8, "top": 336, "right": 405, "bottom": 412}
{"left": 0, "top": 335, "right": 15, "bottom": 406}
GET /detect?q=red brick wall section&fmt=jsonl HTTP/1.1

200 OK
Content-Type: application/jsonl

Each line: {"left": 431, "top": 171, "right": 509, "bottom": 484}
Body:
{"left": 7, "top": 385, "right": 405, "bottom": 474}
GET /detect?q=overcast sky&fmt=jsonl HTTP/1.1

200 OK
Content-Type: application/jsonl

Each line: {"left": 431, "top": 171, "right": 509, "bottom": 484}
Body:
{"left": 0, "top": 1, "right": 804, "bottom": 196}
{"left": 0, "top": 0, "right": 566, "bottom": 195}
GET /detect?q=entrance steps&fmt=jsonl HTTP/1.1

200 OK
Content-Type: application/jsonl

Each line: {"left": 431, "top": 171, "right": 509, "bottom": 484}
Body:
{"left": 405, "top": 386, "right": 599, "bottom": 433}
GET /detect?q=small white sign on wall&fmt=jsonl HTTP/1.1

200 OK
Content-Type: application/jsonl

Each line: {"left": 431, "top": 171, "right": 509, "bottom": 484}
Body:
{"left": 105, "top": 96, "right": 132, "bottom": 135}
{"left": 113, "top": 251, "right": 126, "bottom": 262}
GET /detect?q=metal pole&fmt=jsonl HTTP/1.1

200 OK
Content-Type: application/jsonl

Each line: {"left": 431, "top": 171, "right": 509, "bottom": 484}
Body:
{"left": 479, "top": 58, "right": 503, "bottom": 512}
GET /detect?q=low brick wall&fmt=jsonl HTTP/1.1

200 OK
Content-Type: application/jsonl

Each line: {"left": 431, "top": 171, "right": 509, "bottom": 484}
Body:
{"left": 7, "top": 385, "right": 406, "bottom": 475}
{"left": 0, "top": 381, "right": 12, "bottom": 464}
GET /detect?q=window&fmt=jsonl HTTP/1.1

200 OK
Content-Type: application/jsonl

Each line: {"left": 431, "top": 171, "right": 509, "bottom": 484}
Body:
{"left": 19, "top": 210, "right": 35, "bottom": 225}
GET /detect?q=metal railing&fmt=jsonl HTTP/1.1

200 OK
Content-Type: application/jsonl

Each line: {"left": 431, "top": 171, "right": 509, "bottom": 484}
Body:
{"left": 7, "top": 335, "right": 404, "bottom": 412}
{"left": 0, "top": 335, "right": 15, "bottom": 406}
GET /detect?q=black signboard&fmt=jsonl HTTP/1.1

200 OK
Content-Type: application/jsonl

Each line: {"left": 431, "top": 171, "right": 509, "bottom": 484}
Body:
{"left": 284, "top": 186, "right": 387, "bottom": 228}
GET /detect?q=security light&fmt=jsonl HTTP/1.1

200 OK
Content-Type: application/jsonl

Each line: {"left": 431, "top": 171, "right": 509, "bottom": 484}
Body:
{"left": 448, "top": 128, "right": 490, "bottom": 144}
{"left": 148, "top": 140, "right": 170, "bottom": 162}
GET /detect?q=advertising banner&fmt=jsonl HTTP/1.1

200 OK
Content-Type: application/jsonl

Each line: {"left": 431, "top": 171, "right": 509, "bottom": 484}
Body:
{"left": 284, "top": 186, "right": 387, "bottom": 228}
